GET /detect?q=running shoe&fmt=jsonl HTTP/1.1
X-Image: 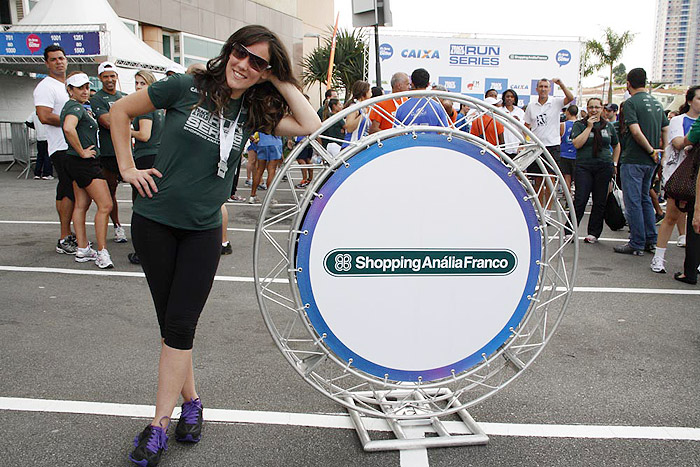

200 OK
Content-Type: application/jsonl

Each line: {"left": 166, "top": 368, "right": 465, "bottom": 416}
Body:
{"left": 295, "top": 179, "right": 308, "bottom": 188}
{"left": 677, "top": 235, "right": 686, "bottom": 248}
{"left": 645, "top": 243, "right": 656, "bottom": 253}
{"left": 244, "top": 179, "right": 252, "bottom": 186}
{"left": 583, "top": 235, "right": 598, "bottom": 244}
{"left": 248, "top": 196, "right": 259, "bottom": 204}
{"left": 129, "top": 424, "right": 168, "bottom": 467}
{"left": 34, "top": 175, "right": 41, "bottom": 180}
{"left": 227, "top": 195, "right": 246, "bottom": 203}
{"left": 96, "top": 249, "right": 114, "bottom": 269}
{"left": 114, "top": 225, "right": 128, "bottom": 243}
{"left": 650, "top": 256, "right": 666, "bottom": 274}
{"left": 128, "top": 252, "right": 140, "bottom": 264}
{"left": 259, "top": 183, "right": 267, "bottom": 190}
{"left": 56, "top": 237, "right": 77, "bottom": 255}
{"left": 42, "top": 175, "right": 54, "bottom": 180}
{"left": 655, "top": 213, "right": 665, "bottom": 225}
{"left": 175, "top": 398, "right": 204, "bottom": 443}
{"left": 221, "top": 242, "right": 232, "bottom": 255}
{"left": 613, "top": 243, "right": 644, "bottom": 256}
{"left": 75, "top": 247, "right": 97, "bottom": 262}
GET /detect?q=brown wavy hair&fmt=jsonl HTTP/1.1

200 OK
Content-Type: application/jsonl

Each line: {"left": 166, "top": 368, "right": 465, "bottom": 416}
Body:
{"left": 343, "top": 80, "right": 370, "bottom": 109}
{"left": 193, "top": 25, "right": 298, "bottom": 133}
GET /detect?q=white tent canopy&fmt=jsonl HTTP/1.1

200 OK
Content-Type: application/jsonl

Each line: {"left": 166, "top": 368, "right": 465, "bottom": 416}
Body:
{"left": 1, "top": 0, "right": 179, "bottom": 91}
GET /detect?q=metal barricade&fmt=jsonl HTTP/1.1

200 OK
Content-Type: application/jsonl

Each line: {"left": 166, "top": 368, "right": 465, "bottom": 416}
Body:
{"left": 2, "top": 121, "right": 36, "bottom": 179}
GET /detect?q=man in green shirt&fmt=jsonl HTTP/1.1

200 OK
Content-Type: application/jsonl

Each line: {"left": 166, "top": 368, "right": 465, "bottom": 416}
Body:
{"left": 90, "top": 61, "right": 128, "bottom": 243}
{"left": 614, "top": 68, "right": 668, "bottom": 256}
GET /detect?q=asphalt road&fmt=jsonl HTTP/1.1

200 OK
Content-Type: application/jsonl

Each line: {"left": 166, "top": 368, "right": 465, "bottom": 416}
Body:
{"left": 0, "top": 163, "right": 698, "bottom": 467}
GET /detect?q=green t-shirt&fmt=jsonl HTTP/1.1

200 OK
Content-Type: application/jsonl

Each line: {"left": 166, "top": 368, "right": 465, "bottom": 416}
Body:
{"left": 687, "top": 117, "right": 700, "bottom": 145}
{"left": 620, "top": 92, "right": 668, "bottom": 166}
{"left": 90, "top": 88, "right": 126, "bottom": 157}
{"left": 60, "top": 100, "right": 100, "bottom": 158}
{"left": 322, "top": 117, "right": 344, "bottom": 146}
{"left": 571, "top": 120, "right": 619, "bottom": 164}
{"left": 133, "top": 109, "right": 165, "bottom": 159}
{"left": 134, "top": 73, "right": 252, "bottom": 230}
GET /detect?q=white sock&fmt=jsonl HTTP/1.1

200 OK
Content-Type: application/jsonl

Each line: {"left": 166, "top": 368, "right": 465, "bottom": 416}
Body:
{"left": 78, "top": 246, "right": 91, "bottom": 253}
{"left": 654, "top": 247, "right": 666, "bottom": 260}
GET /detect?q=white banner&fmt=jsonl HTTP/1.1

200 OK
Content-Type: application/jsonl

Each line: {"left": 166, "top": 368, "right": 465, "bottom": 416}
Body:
{"left": 369, "top": 33, "right": 581, "bottom": 106}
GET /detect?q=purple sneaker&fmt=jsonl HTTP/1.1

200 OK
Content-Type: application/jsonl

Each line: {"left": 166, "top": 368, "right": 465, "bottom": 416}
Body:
{"left": 129, "top": 424, "right": 168, "bottom": 467}
{"left": 175, "top": 398, "right": 203, "bottom": 443}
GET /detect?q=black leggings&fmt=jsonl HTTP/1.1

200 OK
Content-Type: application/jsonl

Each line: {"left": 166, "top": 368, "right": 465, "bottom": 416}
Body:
{"left": 683, "top": 200, "right": 699, "bottom": 281}
{"left": 131, "top": 212, "right": 221, "bottom": 350}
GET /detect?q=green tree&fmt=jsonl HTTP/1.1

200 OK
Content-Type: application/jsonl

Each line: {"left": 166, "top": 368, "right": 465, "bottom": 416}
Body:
{"left": 586, "top": 28, "right": 635, "bottom": 103}
{"left": 612, "top": 63, "right": 627, "bottom": 84}
{"left": 301, "top": 28, "right": 367, "bottom": 99}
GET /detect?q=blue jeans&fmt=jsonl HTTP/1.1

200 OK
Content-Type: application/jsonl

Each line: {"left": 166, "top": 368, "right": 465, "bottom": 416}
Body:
{"left": 620, "top": 163, "right": 657, "bottom": 250}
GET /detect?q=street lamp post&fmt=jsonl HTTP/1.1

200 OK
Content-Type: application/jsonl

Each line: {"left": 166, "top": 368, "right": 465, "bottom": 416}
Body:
{"left": 304, "top": 33, "right": 322, "bottom": 106}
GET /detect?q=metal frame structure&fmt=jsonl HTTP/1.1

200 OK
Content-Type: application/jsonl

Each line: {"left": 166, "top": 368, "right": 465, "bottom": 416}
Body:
{"left": 253, "top": 91, "right": 578, "bottom": 450}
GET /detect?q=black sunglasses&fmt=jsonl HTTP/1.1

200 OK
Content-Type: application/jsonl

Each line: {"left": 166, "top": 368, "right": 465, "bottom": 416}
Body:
{"left": 231, "top": 43, "right": 271, "bottom": 73}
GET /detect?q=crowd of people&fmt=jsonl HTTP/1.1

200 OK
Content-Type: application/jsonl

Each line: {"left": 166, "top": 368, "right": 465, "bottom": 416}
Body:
{"left": 312, "top": 67, "right": 699, "bottom": 285}
{"left": 29, "top": 24, "right": 699, "bottom": 467}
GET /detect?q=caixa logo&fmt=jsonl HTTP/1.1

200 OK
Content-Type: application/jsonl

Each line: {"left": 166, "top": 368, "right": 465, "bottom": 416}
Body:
{"left": 401, "top": 49, "right": 440, "bottom": 59}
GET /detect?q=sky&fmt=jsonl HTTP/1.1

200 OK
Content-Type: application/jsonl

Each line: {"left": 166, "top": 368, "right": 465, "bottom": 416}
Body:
{"left": 333, "top": 0, "right": 657, "bottom": 87}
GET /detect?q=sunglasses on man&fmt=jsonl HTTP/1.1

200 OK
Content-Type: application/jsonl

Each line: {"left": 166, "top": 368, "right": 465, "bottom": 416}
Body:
{"left": 231, "top": 43, "right": 272, "bottom": 73}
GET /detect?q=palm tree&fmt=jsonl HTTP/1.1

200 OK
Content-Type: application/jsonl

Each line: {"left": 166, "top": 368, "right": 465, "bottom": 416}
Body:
{"left": 586, "top": 28, "right": 635, "bottom": 103}
{"left": 301, "top": 28, "right": 367, "bottom": 99}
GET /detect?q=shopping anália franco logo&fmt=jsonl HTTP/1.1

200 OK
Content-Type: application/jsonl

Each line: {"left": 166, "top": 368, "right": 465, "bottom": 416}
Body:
{"left": 324, "top": 249, "right": 517, "bottom": 277}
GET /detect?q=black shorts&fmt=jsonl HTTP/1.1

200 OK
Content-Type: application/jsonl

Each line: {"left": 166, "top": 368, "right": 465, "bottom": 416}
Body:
{"left": 296, "top": 145, "right": 313, "bottom": 161}
{"left": 49, "top": 150, "right": 75, "bottom": 201}
{"left": 65, "top": 155, "right": 105, "bottom": 189}
{"left": 559, "top": 157, "right": 576, "bottom": 177}
{"left": 527, "top": 145, "right": 562, "bottom": 174}
{"left": 135, "top": 154, "right": 157, "bottom": 170}
{"left": 100, "top": 156, "right": 122, "bottom": 181}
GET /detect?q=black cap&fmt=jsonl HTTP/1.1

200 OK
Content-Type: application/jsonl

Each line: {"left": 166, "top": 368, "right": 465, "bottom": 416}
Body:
{"left": 605, "top": 103, "right": 619, "bottom": 112}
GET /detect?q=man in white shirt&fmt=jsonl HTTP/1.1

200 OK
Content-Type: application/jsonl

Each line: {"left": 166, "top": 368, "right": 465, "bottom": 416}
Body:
{"left": 523, "top": 78, "right": 574, "bottom": 208}
{"left": 33, "top": 45, "right": 75, "bottom": 254}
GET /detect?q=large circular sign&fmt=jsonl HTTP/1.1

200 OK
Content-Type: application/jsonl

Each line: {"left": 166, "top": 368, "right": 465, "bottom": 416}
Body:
{"left": 295, "top": 133, "right": 540, "bottom": 382}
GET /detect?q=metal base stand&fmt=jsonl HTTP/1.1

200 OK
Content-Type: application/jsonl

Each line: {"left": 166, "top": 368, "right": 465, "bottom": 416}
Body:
{"left": 343, "top": 389, "right": 489, "bottom": 452}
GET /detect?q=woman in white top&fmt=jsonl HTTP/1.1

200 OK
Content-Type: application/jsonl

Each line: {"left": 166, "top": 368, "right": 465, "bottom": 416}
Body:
{"left": 651, "top": 85, "right": 700, "bottom": 273}
{"left": 501, "top": 89, "right": 526, "bottom": 156}
{"left": 342, "top": 80, "right": 371, "bottom": 148}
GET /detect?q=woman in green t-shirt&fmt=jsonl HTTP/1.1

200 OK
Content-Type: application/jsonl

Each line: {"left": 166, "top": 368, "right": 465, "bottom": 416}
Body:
{"left": 571, "top": 97, "right": 621, "bottom": 243}
{"left": 60, "top": 72, "right": 114, "bottom": 269}
{"left": 111, "top": 25, "right": 321, "bottom": 467}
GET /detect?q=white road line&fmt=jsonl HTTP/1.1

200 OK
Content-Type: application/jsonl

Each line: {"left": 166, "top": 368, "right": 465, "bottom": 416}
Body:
{"left": 0, "top": 397, "right": 698, "bottom": 442}
{"left": 0, "top": 266, "right": 287, "bottom": 283}
{"left": 0, "top": 221, "right": 689, "bottom": 245}
{"left": 0, "top": 220, "right": 289, "bottom": 234}
{"left": 400, "top": 426, "right": 429, "bottom": 467}
{"left": 1, "top": 265, "right": 699, "bottom": 294}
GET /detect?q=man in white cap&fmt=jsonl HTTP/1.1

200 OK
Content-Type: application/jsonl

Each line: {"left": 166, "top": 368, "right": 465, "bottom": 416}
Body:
{"left": 165, "top": 64, "right": 185, "bottom": 77}
{"left": 90, "top": 61, "right": 128, "bottom": 243}
{"left": 33, "top": 44, "right": 76, "bottom": 255}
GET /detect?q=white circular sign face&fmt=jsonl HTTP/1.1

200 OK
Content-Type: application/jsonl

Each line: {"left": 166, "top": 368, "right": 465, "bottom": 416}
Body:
{"left": 296, "top": 135, "right": 540, "bottom": 382}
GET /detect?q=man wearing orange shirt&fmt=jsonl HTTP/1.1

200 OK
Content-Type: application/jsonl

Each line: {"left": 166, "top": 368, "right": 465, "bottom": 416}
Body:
{"left": 470, "top": 97, "right": 505, "bottom": 146}
{"left": 368, "top": 72, "right": 410, "bottom": 133}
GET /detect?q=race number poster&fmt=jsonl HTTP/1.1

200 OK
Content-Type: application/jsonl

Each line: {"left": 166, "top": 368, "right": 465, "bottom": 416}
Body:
{"left": 369, "top": 33, "right": 581, "bottom": 105}
{"left": 295, "top": 134, "right": 541, "bottom": 382}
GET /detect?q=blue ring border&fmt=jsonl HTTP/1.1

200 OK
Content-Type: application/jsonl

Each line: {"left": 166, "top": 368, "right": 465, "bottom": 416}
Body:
{"left": 296, "top": 133, "right": 541, "bottom": 382}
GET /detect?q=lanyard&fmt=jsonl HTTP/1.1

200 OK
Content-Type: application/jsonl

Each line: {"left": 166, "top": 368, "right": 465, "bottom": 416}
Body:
{"left": 217, "top": 106, "right": 243, "bottom": 178}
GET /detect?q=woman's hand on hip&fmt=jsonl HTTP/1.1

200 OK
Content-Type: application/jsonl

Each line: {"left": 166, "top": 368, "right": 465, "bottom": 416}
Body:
{"left": 122, "top": 167, "right": 163, "bottom": 198}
